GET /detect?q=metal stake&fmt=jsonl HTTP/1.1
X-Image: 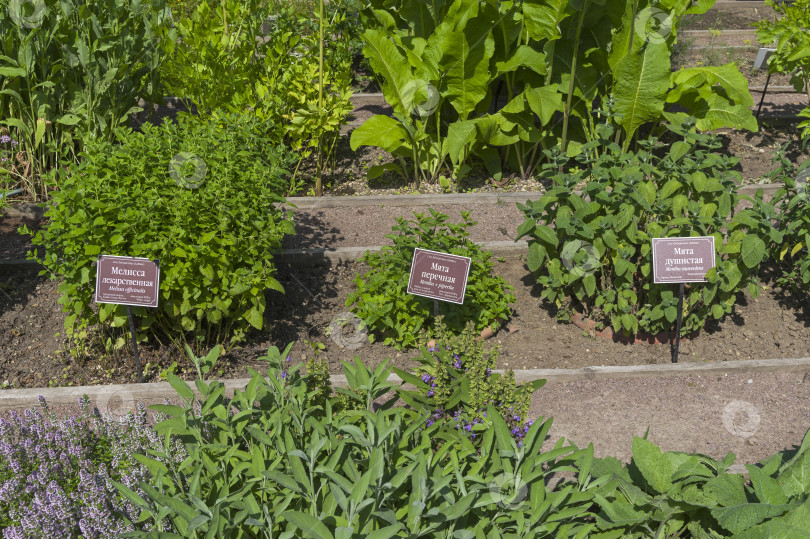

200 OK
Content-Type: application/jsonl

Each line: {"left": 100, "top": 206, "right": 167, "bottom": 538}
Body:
{"left": 756, "top": 72, "right": 772, "bottom": 120}
{"left": 126, "top": 305, "right": 143, "bottom": 383}
{"left": 434, "top": 299, "right": 439, "bottom": 318}
{"left": 673, "top": 282, "right": 685, "bottom": 363}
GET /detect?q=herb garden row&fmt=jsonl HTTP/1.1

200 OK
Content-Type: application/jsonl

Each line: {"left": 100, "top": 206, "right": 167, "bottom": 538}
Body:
{"left": 2, "top": 0, "right": 810, "bottom": 535}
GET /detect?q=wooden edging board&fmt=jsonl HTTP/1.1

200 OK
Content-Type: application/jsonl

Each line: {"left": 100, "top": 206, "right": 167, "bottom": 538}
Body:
{"left": 283, "top": 183, "right": 781, "bottom": 209}
{"left": 280, "top": 240, "right": 527, "bottom": 266}
{"left": 1, "top": 241, "right": 529, "bottom": 272}
{"left": 0, "top": 183, "right": 787, "bottom": 217}
{"left": 681, "top": 29, "right": 758, "bottom": 37}
{"left": 711, "top": 1, "right": 775, "bottom": 5}
{"left": 1, "top": 357, "right": 809, "bottom": 412}
{"left": 283, "top": 191, "right": 545, "bottom": 209}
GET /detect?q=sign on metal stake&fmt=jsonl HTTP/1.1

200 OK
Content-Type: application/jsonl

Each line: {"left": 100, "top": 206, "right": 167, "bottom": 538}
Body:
{"left": 95, "top": 255, "right": 161, "bottom": 382}
{"left": 407, "top": 248, "right": 471, "bottom": 331}
{"left": 652, "top": 237, "right": 715, "bottom": 363}
{"left": 407, "top": 248, "right": 472, "bottom": 304}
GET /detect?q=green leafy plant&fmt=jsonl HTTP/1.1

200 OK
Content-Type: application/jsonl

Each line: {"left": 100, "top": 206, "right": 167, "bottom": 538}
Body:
{"left": 161, "top": 0, "right": 354, "bottom": 192}
{"left": 756, "top": 0, "right": 810, "bottom": 142}
{"left": 347, "top": 209, "right": 515, "bottom": 350}
{"left": 766, "top": 151, "right": 810, "bottom": 293}
{"left": 591, "top": 430, "right": 810, "bottom": 536}
{"left": 352, "top": 0, "right": 756, "bottom": 188}
{"left": 516, "top": 119, "right": 778, "bottom": 337}
{"left": 334, "top": 356, "right": 398, "bottom": 412}
{"left": 396, "top": 317, "right": 545, "bottom": 448}
{"left": 22, "top": 111, "right": 296, "bottom": 355}
{"left": 0, "top": 0, "right": 170, "bottom": 200}
{"left": 116, "top": 350, "right": 601, "bottom": 537}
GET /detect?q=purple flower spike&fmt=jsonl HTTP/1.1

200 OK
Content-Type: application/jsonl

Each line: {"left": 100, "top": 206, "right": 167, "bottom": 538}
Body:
{"left": 281, "top": 371, "right": 287, "bottom": 379}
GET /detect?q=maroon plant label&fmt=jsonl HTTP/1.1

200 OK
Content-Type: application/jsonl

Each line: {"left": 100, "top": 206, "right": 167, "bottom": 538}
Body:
{"left": 652, "top": 237, "right": 716, "bottom": 284}
{"left": 95, "top": 255, "right": 160, "bottom": 308}
{"left": 407, "top": 248, "right": 471, "bottom": 304}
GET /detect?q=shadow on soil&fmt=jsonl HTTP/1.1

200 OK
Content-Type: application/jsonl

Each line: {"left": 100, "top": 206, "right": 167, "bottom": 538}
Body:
{"left": 282, "top": 210, "right": 344, "bottom": 250}
{"left": 264, "top": 258, "right": 344, "bottom": 349}
{"left": 0, "top": 270, "right": 44, "bottom": 320}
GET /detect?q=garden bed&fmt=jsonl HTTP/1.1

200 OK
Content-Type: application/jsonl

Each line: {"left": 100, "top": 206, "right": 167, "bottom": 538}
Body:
{"left": 2, "top": 244, "right": 809, "bottom": 389}
{"left": 3, "top": 184, "right": 810, "bottom": 391}
{"left": 318, "top": 100, "right": 810, "bottom": 196}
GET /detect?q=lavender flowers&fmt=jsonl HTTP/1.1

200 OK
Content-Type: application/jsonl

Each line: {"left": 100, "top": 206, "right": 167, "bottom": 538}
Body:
{"left": 0, "top": 396, "right": 181, "bottom": 537}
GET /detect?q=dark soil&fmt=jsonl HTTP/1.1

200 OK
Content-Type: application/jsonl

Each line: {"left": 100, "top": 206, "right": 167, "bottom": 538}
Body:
{"left": 0, "top": 215, "right": 41, "bottom": 261}
{"left": 680, "top": 2, "right": 777, "bottom": 31}
{"left": 2, "top": 12, "right": 810, "bottom": 388}
{"left": 2, "top": 242, "right": 810, "bottom": 389}
{"left": 2, "top": 5, "right": 810, "bottom": 478}
{"left": 714, "top": 122, "right": 810, "bottom": 183}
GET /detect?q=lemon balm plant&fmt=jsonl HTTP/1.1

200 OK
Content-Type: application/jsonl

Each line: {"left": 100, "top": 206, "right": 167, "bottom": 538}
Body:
{"left": 23, "top": 112, "right": 296, "bottom": 355}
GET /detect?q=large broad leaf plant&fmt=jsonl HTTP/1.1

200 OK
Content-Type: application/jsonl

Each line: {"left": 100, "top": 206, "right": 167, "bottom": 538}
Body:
{"left": 351, "top": 0, "right": 756, "bottom": 186}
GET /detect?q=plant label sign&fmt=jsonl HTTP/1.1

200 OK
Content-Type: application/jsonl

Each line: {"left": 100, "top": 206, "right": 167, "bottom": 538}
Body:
{"left": 652, "top": 237, "right": 715, "bottom": 284}
{"left": 407, "top": 248, "right": 471, "bottom": 304}
{"left": 95, "top": 255, "right": 160, "bottom": 308}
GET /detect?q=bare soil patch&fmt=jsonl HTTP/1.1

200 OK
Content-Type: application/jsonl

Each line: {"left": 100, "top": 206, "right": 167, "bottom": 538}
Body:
{"left": 681, "top": 3, "right": 776, "bottom": 31}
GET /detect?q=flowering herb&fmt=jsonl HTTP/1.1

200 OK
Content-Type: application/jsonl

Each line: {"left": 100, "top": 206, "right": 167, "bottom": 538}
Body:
{"left": 0, "top": 133, "right": 21, "bottom": 194}
{"left": 401, "top": 318, "right": 544, "bottom": 447}
{"left": 0, "top": 396, "right": 183, "bottom": 536}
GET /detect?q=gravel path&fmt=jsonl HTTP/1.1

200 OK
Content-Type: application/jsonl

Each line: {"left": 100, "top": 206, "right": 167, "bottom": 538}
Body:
{"left": 531, "top": 371, "right": 810, "bottom": 466}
